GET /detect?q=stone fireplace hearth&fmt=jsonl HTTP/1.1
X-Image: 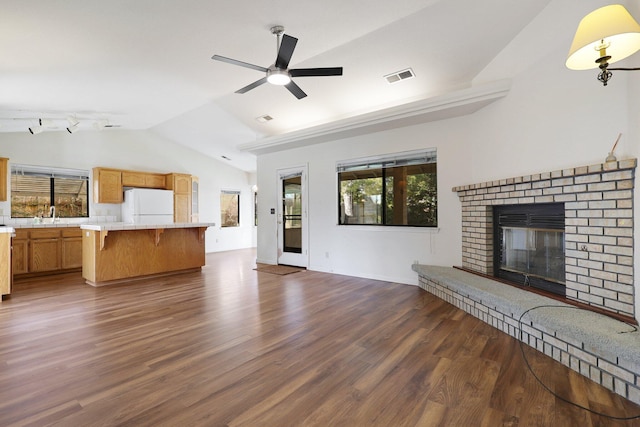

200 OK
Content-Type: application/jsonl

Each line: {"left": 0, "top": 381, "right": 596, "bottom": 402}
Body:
{"left": 453, "top": 158, "right": 636, "bottom": 320}
{"left": 412, "top": 158, "right": 639, "bottom": 405}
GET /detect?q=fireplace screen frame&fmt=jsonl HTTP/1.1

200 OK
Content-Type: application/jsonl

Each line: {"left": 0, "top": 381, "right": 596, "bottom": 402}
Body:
{"left": 493, "top": 203, "right": 566, "bottom": 296}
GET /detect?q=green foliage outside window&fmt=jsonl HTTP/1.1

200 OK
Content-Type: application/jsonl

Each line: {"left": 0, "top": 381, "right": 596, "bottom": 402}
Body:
{"left": 339, "top": 163, "right": 437, "bottom": 227}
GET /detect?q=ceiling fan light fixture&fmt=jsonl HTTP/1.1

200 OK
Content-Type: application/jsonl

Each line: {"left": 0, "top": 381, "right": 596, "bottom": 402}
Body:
{"left": 267, "top": 69, "right": 291, "bottom": 85}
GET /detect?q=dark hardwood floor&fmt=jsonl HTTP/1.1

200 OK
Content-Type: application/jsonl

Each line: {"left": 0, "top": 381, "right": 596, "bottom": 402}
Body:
{"left": 1, "top": 248, "right": 639, "bottom": 426}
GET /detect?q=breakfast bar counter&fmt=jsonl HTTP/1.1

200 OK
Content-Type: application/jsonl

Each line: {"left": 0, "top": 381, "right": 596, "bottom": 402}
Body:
{"left": 80, "top": 222, "right": 214, "bottom": 286}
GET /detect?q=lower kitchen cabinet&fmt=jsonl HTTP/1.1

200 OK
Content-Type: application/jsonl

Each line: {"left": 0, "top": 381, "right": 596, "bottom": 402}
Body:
{"left": 11, "top": 230, "right": 29, "bottom": 275}
{"left": 61, "top": 229, "right": 83, "bottom": 269}
{"left": 1, "top": 232, "right": 11, "bottom": 296}
{"left": 13, "top": 227, "right": 83, "bottom": 277}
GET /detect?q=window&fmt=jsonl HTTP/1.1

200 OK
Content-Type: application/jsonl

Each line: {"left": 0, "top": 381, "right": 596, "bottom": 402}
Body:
{"left": 11, "top": 165, "right": 89, "bottom": 218}
{"left": 254, "top": 190, "right": 258, "bottom": 226}
{"left": 220, "top": 190, "right": 240, "bottom": 227}
{"left": 338, "top": 149, "right": 437, "bottom": 227}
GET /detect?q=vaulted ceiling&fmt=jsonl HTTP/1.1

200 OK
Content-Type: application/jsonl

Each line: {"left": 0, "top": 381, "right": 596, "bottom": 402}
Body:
{"left": 0, "top": 0, "right": 553, "bottom": 172}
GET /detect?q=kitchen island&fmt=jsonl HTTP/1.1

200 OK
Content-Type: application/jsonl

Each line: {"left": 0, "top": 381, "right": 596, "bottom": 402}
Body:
{"left": 80, "top": 222, "right": 214, "bottom": 286}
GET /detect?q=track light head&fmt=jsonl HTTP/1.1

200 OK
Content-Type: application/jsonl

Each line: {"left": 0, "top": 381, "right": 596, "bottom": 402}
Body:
{"left": 29, "top": 119, "right": 44, "bottom": 135}
{"left": 66, "top": 116, "right": 79, "bottom": 127}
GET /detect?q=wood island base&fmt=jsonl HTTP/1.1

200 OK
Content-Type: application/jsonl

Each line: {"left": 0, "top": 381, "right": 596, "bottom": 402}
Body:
{"left": 84, "top": 267, "right": 203, "bottom": 287}
{"left": 81, "top": 225, "right": 211, "bottom": 286}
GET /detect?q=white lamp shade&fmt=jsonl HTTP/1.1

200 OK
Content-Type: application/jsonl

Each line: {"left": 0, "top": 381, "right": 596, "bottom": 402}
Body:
{"left": 566, "top": 4, "right": 640, "bottom": 70}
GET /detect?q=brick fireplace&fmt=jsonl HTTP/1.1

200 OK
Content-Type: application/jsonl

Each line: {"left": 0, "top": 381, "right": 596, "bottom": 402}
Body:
{"left": 453, "top": 158, "right": 636, "bottom": 319}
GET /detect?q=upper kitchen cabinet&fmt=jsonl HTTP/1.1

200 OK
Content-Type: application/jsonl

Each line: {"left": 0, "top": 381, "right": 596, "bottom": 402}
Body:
{"left": 122, "top": 171, "right": 166, "bottom": 189}
{"left": 166, "top": 173, "right": 192, "bottom": 223}
{"left": 191, "top": 176, "right": 199, "bottom": 223}
{"left": 0, "top": 157, "right": 8, "bottom": 201}
{"left": 93, "top": 168, "right": 123, "bottom": 204}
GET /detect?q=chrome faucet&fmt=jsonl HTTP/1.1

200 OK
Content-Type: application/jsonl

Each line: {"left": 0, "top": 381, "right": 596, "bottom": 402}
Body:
{"left": 49, "top": 206, "right": 56, "bottom": 223}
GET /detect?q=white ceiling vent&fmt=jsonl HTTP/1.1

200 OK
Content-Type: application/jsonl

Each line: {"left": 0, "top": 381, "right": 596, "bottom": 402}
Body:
{"left": 256, "top": 114, "right": 274, "bottom": 123}
{"left": 384, "top": 68, "right": 415, "bottom": 84}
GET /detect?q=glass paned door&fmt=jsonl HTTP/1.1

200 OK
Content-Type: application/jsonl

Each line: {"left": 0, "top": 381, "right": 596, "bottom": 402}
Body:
{"left": 277, "top": 166, "right": 307, "bottom": 267}
{"left": 283, "top": 176, "right": 302, "bottom": 253}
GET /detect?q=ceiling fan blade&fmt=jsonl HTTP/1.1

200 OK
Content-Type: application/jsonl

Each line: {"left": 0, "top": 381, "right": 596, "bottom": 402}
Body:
{"left": 285, "top": 81, "right": 307, "bottom": 99}
{"left": 212, "top": 55, "right": 268, "bottom": 73}
{"left": 275, "top": 34, "right": 298, "bottom": 69}
{"left": 290, "top": 67, "right": 343, "bottom": 77}
{"left": 236, "top": 77, "right": 268, "bottom": 94}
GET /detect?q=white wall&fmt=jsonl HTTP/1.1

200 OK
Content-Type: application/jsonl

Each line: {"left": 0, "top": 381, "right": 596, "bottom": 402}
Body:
{"left": 256, "top": 120, "right": 468, "bottom": 284}
{"left": 0, "top": 130, "right": 257, "bottom": 253}
{"left": 255, "top": 0, "right": 640, "bottom": 324}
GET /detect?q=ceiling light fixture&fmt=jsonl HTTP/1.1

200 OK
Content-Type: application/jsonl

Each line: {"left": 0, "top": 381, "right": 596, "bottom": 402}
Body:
{"left": 566, "top": 4, "right": 640, "bottom": 86}
{"left": 67, "top": 123, "right": 80, "bottom": 134}
{"left": 28, "top": 119, "right": 44, "bottom": 135}
{"left": 266, "top": 68, "right": 291, "bottom": 85}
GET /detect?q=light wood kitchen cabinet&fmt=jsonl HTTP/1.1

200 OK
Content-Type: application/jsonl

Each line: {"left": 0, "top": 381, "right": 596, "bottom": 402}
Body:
{"left": 61, "top": 228, "right": 83, "bottom": 269}
{"left": 166, "top": 173, "right": 191, "bottom": 194}
{"left": 166, "top": 173, "right": 192, "bottom": 222}
{"left": 191, "top": 176, "right": 199, "bottom": 223}
{"left": 122, "top": 171, "right": 166, "bottom": 189}
{"left": 93, "top": 168, "right": 123, "bottom": 204}
{"left": 29, "top": 229, "right": 61, "bottom": 272}
{"left": 0, "top": 157, "right": 7, "bottom": 202}
{"left": 1, "top": 232, "right": 11, "bottom": 296}
{"left": 11, "top": 230, "right": 29, "bottom": 275}
{"left": 174, "top": 193, "right": 190, "bottom": 223}
{"left": 13, "top": 227, "right": 83, "bottom": 277}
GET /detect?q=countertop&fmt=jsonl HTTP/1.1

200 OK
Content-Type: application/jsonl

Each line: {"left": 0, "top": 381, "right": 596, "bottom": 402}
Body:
{"left": 3, "top": 223, "right": 75, "bottom": 229}
{"left": 80, "top": 222, "right": 215, "bottom": 231}
{"left": 1, "top": 223, "right": 215, "bottom": 231}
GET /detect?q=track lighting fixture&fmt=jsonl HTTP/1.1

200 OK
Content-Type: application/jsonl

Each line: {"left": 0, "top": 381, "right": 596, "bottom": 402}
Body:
{"left": 28, "top": 119, "right": 44, "bottom": 135}
{"left": 93, "top": 119, "right": 108, "bottom": 130}
{"left": 66, "top": 116, "right": 80, "bottom": 127}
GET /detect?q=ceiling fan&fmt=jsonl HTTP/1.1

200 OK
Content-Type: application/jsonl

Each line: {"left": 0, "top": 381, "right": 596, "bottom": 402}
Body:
{"left": 212, "top": 26, "right": 343, "bottom": 99}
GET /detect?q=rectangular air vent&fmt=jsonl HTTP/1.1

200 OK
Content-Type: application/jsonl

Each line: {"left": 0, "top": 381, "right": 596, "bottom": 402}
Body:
{"left": 384, "top": 68, "right": 415, "bottom": 84}
{"left": 256, "top": 115, "right": 274, "bottom": 123}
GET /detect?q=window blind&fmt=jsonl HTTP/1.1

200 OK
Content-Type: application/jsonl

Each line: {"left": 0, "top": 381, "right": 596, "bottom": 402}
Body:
{"left": 336, "top": 148, "right": 436, "bottom": 173}
{"left": 11, "top": 164, "right": 89, "bottom": 180}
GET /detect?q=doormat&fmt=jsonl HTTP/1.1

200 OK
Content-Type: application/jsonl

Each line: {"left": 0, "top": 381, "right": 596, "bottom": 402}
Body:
{"left": 254, "top": 263, "right": 304, "bottom": 275}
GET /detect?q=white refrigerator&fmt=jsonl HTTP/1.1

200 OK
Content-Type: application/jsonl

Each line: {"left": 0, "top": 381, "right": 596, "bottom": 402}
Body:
{"left": 121, "top": 189, "right": 174, "bottom": 224}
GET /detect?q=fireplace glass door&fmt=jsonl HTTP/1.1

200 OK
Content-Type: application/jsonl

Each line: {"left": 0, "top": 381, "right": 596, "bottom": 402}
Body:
{"left": 501, "top": 227, "right": 565, "bottom": 284}
{"left": 493, "top": 203, "right": 565, "bottom": 296}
